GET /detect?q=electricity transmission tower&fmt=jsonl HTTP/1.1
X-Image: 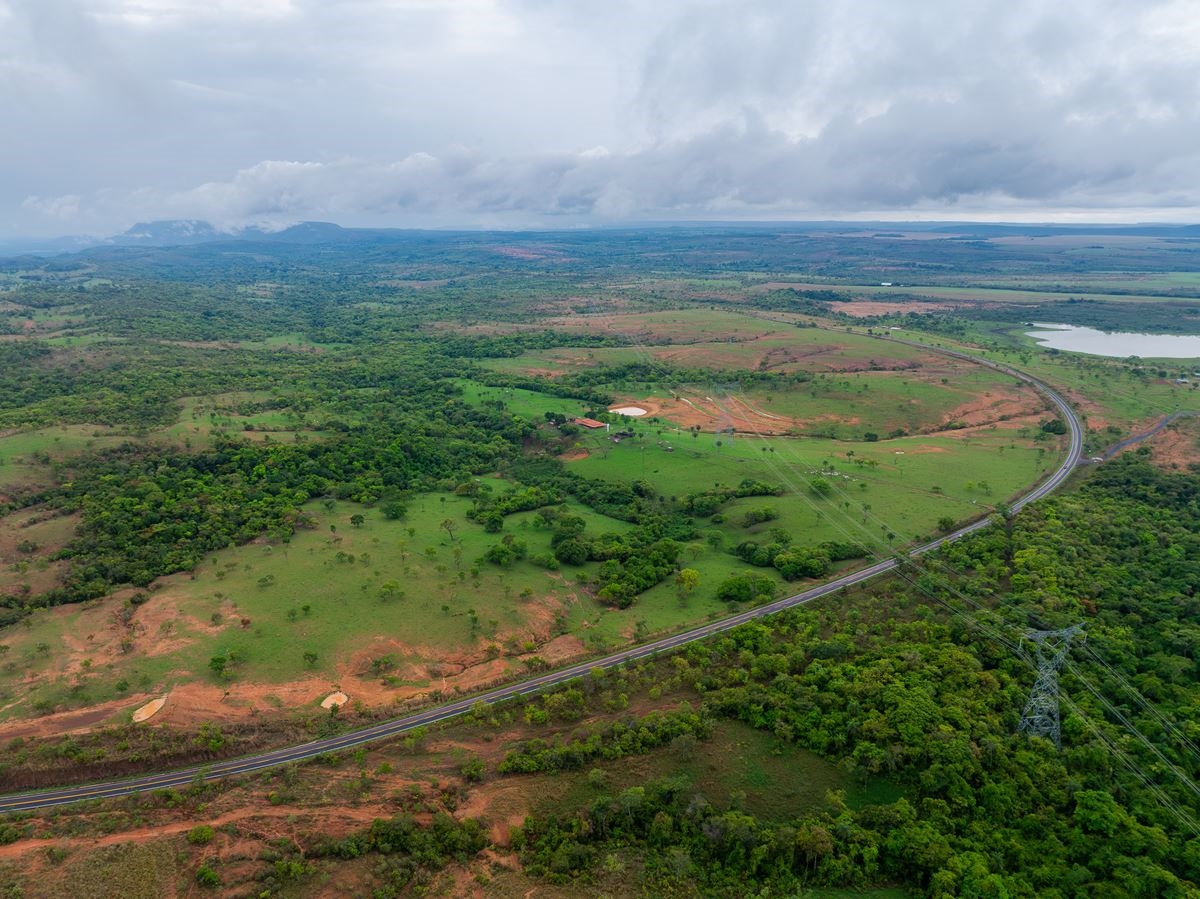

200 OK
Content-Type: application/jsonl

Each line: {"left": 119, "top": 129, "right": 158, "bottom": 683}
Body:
{"left": 1018, "top": 624, "right": 1084, "bottom": 748}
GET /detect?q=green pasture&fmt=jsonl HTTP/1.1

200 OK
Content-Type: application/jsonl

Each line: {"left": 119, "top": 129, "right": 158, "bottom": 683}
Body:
{"left": 0, "top": 393, "right": 326, "bottom": 492}
{"left": 0, "top": 426, "right": 130, "bottom": 488}
{"left": 770, "top": 280, "right": 1196, "bottom": 306}
{"left": 451, "top": 378, "right": 595, "bottom": 421}
{"left": 480, "top": 318, "right": 939, "bottom": 378}
{"left": 0, "top": 489, "right": 642, "bottom": 719}
{"left": 567, "top": 424, "right": 1054, "bottom": 545}
{"left": 713, "top": 366, "right": 1031, "bottom": 438}
{"left": 0, "top": 412, "right": 1056, "bottom": 717}
{"left": 158, "top": 392, "right": 324, "bottom": 447}
{"left": 527, "top": 720, "right": 879, "bottom": 824}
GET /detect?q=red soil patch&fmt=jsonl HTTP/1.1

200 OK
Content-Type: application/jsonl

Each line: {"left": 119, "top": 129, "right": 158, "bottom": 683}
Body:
{"left": 559, "top": 448, "right": 590, "bottom": 462}
{"left": 609, "top": 393, "right": 859, "bottom": 436}
{"left": 1149, "top": 425, "right": 1200, "bottom": 468}
{"left": 0, "top": 696, "right": 138, "bottom": 740}
{"left": 935, "top": 386, "right": 1044, "bottom": 431}
{"left": 937, "top": 412, "right": 1047, "bottom": 438}
{"left": 1109, "top": 418, "right": 1200, "bottom": 469}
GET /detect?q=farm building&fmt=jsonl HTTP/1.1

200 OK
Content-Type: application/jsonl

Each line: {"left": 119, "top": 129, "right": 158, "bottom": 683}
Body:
{"left": 573, "top": 417, "right": 609, "bottom": 430}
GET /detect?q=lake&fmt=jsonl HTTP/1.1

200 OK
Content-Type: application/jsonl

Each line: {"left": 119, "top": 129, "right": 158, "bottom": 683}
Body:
{"left": 1025, "top": 323, "right": 1200, "bottom": 359}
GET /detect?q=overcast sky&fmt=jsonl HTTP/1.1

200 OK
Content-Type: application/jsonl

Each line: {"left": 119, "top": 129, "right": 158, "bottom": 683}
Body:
{"left": 3, "top": 0, "right": 1200, "bottom": 237}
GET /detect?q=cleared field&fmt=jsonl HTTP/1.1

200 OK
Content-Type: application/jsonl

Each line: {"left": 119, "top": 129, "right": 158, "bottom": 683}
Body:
{"left": 483, "top": 311, "right": 940, "bottom": 375}
{"left": 754, "top": 280, "right": 1200, "bottom": 306}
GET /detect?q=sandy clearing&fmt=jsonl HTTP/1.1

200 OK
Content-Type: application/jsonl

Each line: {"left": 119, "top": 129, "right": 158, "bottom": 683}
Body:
{"left": 321, "top": 691, "right": 349, "bottom": 709}
{"left": 131, "top": 696, "right": 167, "bottom": 723}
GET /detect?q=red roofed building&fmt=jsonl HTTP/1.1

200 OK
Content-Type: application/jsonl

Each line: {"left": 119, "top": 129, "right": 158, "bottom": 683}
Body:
{"left": 573, "top": 417, "right": 608, "bottom": 429}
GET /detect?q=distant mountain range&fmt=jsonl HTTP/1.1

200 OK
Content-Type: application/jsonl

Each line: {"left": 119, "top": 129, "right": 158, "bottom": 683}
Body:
{"left": 0, "top": 220, "right": 360, "bottom": 256}
{"left": 3, "top": 218, "right": 1200, "bottom": 258}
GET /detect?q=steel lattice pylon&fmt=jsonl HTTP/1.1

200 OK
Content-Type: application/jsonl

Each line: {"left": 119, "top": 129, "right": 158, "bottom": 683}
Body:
{"left": 1018, "top": 625, "right": 1084, "bottom": 748}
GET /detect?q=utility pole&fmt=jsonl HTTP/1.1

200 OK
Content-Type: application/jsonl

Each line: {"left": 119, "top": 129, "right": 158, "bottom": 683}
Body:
{"left": 1018, "top": 624, "right": 1084, "bottom": 748}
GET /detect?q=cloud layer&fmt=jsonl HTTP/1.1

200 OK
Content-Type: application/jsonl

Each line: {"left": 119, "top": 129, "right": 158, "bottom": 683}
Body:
{"left": 5, "top": 0, "right": 1200, "bottom": 235}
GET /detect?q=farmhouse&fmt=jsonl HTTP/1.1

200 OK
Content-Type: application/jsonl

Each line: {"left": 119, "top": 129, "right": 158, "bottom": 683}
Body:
{"left": 573, "top": 417, "right": 609, "bottom": 430}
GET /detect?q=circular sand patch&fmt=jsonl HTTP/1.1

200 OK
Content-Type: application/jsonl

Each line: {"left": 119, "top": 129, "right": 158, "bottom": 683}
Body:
{"left": 321, "top": 691, "right": 349, "bottom": 709}
{"left": 132, "top": 696, "right": 167, "bottom": 723}
{"left": 610, "top": 406, "right": 648, "bottom": 417}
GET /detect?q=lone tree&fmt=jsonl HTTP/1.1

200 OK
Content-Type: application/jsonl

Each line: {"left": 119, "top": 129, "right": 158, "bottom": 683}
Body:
{"left": 675, "top": 568, "right": 700, "bottom": 599}
{"left": 440, "top": 518, "right": 459, "bottom": 543}
{"left": 302, "top": 650, "right": 318, "bottom": 668}
{"left": 349, "top": 513, "right": 365, "bottom": 528}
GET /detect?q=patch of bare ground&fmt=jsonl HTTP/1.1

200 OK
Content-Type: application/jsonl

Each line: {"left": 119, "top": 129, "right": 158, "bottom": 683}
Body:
{"left": 1115, "top": 417, "right": 1200, "bottom": 469}
{"left": 383, "top": 278, "right": 451, "bottom": 288}
{"left": 1150, "top": 425, "right": 1200, "bottom": 468}
{"left": 490, "top": 245, "right": 570, "bottom": 261}
{"left": 828, "top": 300, "right": 959, "bottom": 317}
{"left": 0, "top": 696, "right": 137, "bottom": 740}
{"left": 608, "top": 393, "right": 860, "bottom": 436}
{"left": 0, "top": 800, "right": 400, "bottom": 869}
{"left": 933, "top": 386, "right": 1044, "bottom": 431}
{"left": 936, "top": 412, "right": 1047, "bottom": 439}
{"left": 0, "top": 664, "right": 700, "bottom": 897}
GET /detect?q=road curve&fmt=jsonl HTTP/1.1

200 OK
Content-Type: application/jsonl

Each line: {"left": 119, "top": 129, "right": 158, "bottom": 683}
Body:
{"left": 0, "top": 339, "right": 1083, "bottom": 813}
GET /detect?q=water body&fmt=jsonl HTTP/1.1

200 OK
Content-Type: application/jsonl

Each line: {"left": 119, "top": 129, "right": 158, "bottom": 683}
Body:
{"left": 1025, "top": 323, "right": 1200, "bottom": 359}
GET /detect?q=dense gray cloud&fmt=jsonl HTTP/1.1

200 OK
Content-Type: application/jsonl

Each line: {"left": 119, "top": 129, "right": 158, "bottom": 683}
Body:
{"left": 3, "top": 0, "right": 1200, "bottom": 236}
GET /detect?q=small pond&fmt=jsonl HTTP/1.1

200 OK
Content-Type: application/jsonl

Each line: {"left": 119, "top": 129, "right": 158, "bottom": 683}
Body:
{"left": 1025, "top": 323, "right": 1200, "bottom": 359}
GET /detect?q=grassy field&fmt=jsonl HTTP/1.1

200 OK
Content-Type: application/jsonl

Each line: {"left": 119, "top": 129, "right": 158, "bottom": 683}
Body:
{"left": 892, "top": 324, "right": 1200, "bottom": 439}
{"left": 0, "top": 403, "right": 1060, "bottom": 719}
{"left": 522, "top": 719, "right": 899, "bottom": 825}
{"left": 0, "top": 391, "right": 330, "bottom": 494}
{"left": 482, "top": 312, "right": 939, "bottom": 376}
{"left": 755, "top": 279, "right": 1200, "bottom": 306}
{"left": 0, "top": 425, "right": 131, "bottom": 491}
{"left": 0, "top": 315, "right": 1071, "bottom": 722}
{"left": 0, "top": 487, "right": 645, "bottom": 719}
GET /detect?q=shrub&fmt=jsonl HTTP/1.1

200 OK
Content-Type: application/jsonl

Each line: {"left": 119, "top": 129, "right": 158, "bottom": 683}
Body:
{"left": 187, "top": 825, "right": 215, "bottom": 845}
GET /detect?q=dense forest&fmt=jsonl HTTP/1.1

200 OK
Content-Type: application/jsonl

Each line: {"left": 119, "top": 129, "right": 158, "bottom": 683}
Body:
{"left": 506, "top": 456, "right": 1200, "bottom": 898}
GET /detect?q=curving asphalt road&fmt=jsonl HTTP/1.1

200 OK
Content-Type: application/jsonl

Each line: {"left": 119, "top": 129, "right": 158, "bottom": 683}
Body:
{"left": 0, "top": 338, "right": 1083, "bottom": 813}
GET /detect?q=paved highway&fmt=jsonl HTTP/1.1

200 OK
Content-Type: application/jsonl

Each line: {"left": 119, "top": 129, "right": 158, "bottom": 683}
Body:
{"left": 0, "top": 338, "right": 1083, "bottom": 813}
